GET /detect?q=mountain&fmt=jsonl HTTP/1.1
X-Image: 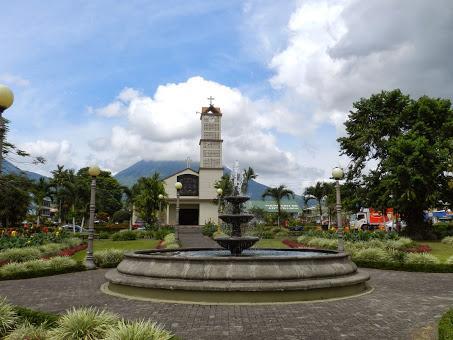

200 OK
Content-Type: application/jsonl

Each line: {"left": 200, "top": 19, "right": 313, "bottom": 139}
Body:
{"left": 114, "top": 160, "right": 308, "bottom": 205}
{"left": 2, "top": 160, "right": 45, "bottom": 181}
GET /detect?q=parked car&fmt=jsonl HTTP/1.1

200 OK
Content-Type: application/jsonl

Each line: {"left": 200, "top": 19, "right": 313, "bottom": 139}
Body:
{"left": 289, "top": 225, "right": 304, "bottom": 232}
{"left": 61, "top": 224, "right": 82, "bottom": 232}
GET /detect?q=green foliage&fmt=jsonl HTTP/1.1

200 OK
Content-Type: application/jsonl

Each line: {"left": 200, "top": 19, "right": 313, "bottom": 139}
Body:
{"left": 433, "top": 223, "right": 453, "bottom": 239}
{"left": 0, "top": 231, "right": 71, "bottom": 251}
{"left": 241, "top": 167, "right": 257, "bottom": 194}
{"left": 0, "top": 174, "right": 33, "bottom": 227}
{"left": 111, "top": 230, "right": 136, "bottom": 241}
{"left": 446, "top": 256, "right": 453, "bottom": 265}
{"left": 49, "top": 307, "right": 119, "bottom": 340}
{"left": 0, "top": 247, "right": 42, "bottom": 263}
{"left": 0, "top": 297, "right": 17, "bottom": 336}
{"left": 338, "top": 90, "right": 453, "bottom": 239}
{"left": 439, "top": 309, "right": 453, "bottom": 340}
{"left": 13, "top": 306, "right": 58, "bottom": 327}
{"left": 304, "top": 182, "right": 335, "bottom": 223}
{"left": 306, "top": 238, "right": 338, "bottom": 250}
{"left": 4, "top": 321, "right": 50, "bottom": 339}
{"left": 404, "top": 253, "right": 440, "bottom": 265}
{"left": 164, "top": 233, "right": 176, "bottom": 243}
{"left": 214, "top": 174, "right": 233, "bottom": 197}
{"left": 112, "top": 210, "right": 131, "bottom": 223}
{"left": 151, "top": 227, "right": 174, "bottom": 240}
{"left": 99, "top": 231, "right": 111, "bottom": 239}
{"left": 0, "top": 257, "right": 83, "bottom": 280}
{"left": 442, "top": 236, "right": 453, "bottom": 246}
{"left": 202, "top": 222, "right": 218, "bottom": 237}
{"left": 103, "top": 319, "right": 174, "bottom": 340}
{"left": 94, "top": 249, "right": 125, "bottom": 268}
{"left": 132, "top": 173, "right": 166, "bottom": 225}
{"left": 262, "top": 185, "right": 295, "bottom": 227}
{"left": 352, "top": 248, "right": 391, "bottom": 263}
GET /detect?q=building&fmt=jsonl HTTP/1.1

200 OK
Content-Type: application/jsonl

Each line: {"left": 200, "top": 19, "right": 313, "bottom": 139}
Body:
{"left": 162, "top": 104, "right": 223, "bottom": 226}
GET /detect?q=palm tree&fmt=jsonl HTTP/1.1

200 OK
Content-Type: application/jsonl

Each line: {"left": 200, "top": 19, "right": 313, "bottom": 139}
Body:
{"left": 262, "top": 185, "right": 295, "bottom": 228}
{"left": 214, "top": 174, "right": 233, "bottom": 197}
{"left": 32, "top": 177, "right": 51, "bottom": 227}
{"left": 50, "top": 164, "right": 67, "bottom": 223}
{"left": 241, "top": 167, "right": 257, "bottom": 194}
{"left": 304, "top": 182, "right": 335, "bottom": 226}
{"left": 132, "top": 173, "right": 166, "bottom": 225}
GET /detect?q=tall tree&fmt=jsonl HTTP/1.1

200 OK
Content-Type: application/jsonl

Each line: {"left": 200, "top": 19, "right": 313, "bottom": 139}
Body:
{"left": 338, "top": 90, "right": 453, "bottom": 239}
{"left": 0, "top": 174, "right": 33, "bottom": 226}
{"left": 304, "top": 182, "right": 334, "bottom": 224}
{"left": 262, "top": 185, "right": 295, "bottom": 228}
{"left": 32, "top": 177, "right": 52, "bottom": 227}
{"left": 241, "top": 167, "right": 257, "bottom": 194}
{"left": 215, "top": 174, "right": 233, "bottom": 197}
{"left": 132, "top": 173, "right": 166, "bottom": 225}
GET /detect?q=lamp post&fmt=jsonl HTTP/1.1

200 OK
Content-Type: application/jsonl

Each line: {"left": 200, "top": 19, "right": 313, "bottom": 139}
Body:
{"left": 216, "top": 188, "right": 223, "bottom": 229}
{"left": 0, "top": 85, "right": 14, "bottom": 175}
{"left": 175, "top": 182, "right": 182, "bottom": 225}
{"left": 332, "top": 166, "right": 345, "bottom": 252}
{"left": 85, "top": 165, "right": 101, "bottom": 269}
{"left": 158, "top": 193, "right": 164, "bottom": 224}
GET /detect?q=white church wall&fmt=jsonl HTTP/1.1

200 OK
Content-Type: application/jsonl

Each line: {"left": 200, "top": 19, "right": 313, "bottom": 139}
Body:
{"left": 198, "top": 169, "right": 223, "bottom": 199}
{"left": 199, "top": 201, "right": 219, "bottom": 225}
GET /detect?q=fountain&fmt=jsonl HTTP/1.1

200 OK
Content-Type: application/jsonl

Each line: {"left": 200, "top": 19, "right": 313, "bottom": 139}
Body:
{"left": 104, "top": 162, "right": 370, "bottom": 304}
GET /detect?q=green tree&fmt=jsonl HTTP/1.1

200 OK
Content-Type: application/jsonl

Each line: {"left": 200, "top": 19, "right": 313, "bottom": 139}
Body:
{"left": 338, "top": 90, "right": 453, "bottom": 239}
{"left": 261, "top": 185, "right": 295, "bottom": 228}
{"left": 32, "top": 177, "right": 52, "bottom": 227}
{"left": 304, "top": 182, "right": 334, "bottom": 224}
{"left": 214, "top": 174, "right": 233, "bottom": 197}
{"left": 241, "top": 167, "right": 257, "bottom": 194}
{"left": 0, "top": 174, "right": 33, "bottom": 226}
{"left": 132, "top": 173, "right": 166, "bottom": 225}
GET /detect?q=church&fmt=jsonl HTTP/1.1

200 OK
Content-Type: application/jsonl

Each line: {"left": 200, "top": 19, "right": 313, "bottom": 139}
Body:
{"left": 162, "top": 103, "right": 223, "bottom": 226}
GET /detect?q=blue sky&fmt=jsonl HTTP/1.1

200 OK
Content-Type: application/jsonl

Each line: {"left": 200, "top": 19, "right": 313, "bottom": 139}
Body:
{"left": 2, "top": 0, "right": 452, "bottom": 193}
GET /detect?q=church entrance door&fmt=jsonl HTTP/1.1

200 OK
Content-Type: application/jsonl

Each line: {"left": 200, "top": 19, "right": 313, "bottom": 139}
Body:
{"left": 179, "top": 208, "right": 199, "bottom": 225}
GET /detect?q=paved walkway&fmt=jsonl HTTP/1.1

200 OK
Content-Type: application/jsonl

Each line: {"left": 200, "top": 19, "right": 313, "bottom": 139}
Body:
{"left": 177, "top": 225, "right": 218, "bottom": 248}
{"left": 0, "top": 268, "right": 452, "bottom": 339}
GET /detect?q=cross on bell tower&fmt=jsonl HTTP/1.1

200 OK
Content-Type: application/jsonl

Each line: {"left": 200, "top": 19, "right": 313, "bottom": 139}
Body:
{"left": 207, "top": 96, "right": 215, "bottom": 106}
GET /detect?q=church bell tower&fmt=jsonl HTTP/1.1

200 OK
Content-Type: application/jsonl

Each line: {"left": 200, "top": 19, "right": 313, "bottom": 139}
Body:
{"left": 198, "top": 97, "right": 223, "bottom": 199}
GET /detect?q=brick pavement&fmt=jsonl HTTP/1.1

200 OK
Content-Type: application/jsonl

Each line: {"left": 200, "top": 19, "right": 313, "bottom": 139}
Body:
{"left": 0, "top": 268, "right": 452, "bottom": 339}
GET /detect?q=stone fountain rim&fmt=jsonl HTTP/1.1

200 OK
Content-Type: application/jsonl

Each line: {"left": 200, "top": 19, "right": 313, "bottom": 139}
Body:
{"left": 126, "top": 247, "right": 347, "bottom": 261}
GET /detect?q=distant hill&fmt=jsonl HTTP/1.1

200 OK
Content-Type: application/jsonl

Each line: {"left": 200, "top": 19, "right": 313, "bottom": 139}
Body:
{"left": 2, "top": 160, "right": 45, "bottom": 181}
{"left": 114, "top": 160, "right": 307, "bottom": 205}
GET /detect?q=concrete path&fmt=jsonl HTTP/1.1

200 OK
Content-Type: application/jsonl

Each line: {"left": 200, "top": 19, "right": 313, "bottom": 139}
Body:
{"left": 0, "top": 268, "right": 452, "bottom": 340}
{"left": 176, "top": 225, "right": 218, "bottom": 248}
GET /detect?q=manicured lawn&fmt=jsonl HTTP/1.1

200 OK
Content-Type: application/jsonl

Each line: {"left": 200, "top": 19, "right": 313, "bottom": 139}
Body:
{"left": 419, "top": 241, "right": 453, "bottom": 263}
{"left": 253, "top": 239, "right": 289, "bottom": 249}
{"left": 72, "top": 239, "right": 160, "bottom": 261}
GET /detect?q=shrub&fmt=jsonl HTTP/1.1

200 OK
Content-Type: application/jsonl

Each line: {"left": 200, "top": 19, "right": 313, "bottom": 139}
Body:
{"left": 439, "top": 309, "right": 453, "bottom": 340}
{"left": 63, "top": 238, "right": 83, "bottom": 248}
{"left": 202, "top": 222, "right": 217, "bottom": 237}
{"left": 274, "top": 229, "right": 289, "bottom": 237}
{"left": 49, "top": 307, "right": 119, "bottom": 340}
{"left": 212, "top": 231, "right": 228, "bottom": 238}
{"left": 112, "top": 210, "right": 131, "bottom": 223}
{"left": 165, "top": 243, "right": 180, "bottom": 249}
{"left": 404, "top": 253, "right": 440, "bottom": 265}
{"left": 0, "top": 257, "right": 83, "bottom": 280}
{"left": 111, "top": 230, "right": 136, "bottom": 241}
{"left": 433, "top": 222, "right": 453, "bottom": 239}
{"left": 152, "top": 227, "right": 174, "bottom": 240}
{"left": 103, "top": 319, "right": 173, "bottom": 340}
{"left": 446, "top": 256, "right": 453, "bottom": 265}
{"left": 442, "top": 236, "right": 453, "bottom": 246}
{"left": 352, "top": 248, "right": 391, "bottom": 263}
{"left": 4, "top": 321, "right": 49, "bottom": 340}
{"left": 307, "top": 238, "right": 337, "bottom": 250}
{"left": 164, "top": 233, "right": 176, "bottom": 243}
{"left": 13, "top": 306, "right": 58, "bottom": 327}
{"left": 0, "top": 247, "right": 42, "bottom": 263}
{"left": 39, "top": 243, "right": 65, "bottom": 256}
{"left": 99, "top": 231, "right": 111, "bottom": 239}
{"left": 94, "top": 249, "right": 125, "bottom": 268}
{"left": 0, "top": 298, "right": 17, "bottom": 336}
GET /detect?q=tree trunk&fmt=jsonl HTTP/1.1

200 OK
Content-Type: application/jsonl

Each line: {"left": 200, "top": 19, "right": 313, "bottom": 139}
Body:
{"left": 403, "top": 208, "right": 430, "bottom": 240}
{"left": 318, "top": 200, "right": 323, "bottom": 225}
{"left": 277, "top": 201, "right": 281, "bottom": 228}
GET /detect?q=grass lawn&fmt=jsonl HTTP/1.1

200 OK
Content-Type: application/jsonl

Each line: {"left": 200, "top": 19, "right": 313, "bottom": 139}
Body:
{"left": 253, "top": 239, "right": 289, "bottom": 249}
{"left": 419, "top": 241, "right": 453, "bottom": 263}
{"left": 72, "top": 239, "right": 160, "bottom": 261}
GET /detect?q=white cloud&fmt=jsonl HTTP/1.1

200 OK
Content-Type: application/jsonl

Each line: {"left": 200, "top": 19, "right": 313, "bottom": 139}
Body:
{"left": 0, "top": 73, "right": 30, "bottom": 87}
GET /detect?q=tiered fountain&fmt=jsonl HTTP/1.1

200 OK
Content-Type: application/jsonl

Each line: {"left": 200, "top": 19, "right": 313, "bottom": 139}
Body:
{"left": 104, "top": 163, "right": 370, "bottom": 304}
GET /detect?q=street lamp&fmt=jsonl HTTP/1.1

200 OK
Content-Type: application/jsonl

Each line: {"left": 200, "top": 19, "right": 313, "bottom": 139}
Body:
{"left": 85, "top": 165, "right": 101, "bottom": 269}
{"left": 158, "top": 193, "right": 164, "bottom": 224}
{"left": 0, "top": 85, "right": 14, "bottom": 175}
{"left": 332, "top": 166, "right": 345, "bottom": 252}
{"left": 216, "top": 188, "right": 223, "bottom": 227}
{"left": 175, "top": 182, "right": 182, "bottom": 225}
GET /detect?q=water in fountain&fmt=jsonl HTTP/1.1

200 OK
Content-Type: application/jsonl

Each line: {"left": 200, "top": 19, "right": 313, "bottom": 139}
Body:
{"left": 215, "top": 161, "right": 259, "bottom": 255}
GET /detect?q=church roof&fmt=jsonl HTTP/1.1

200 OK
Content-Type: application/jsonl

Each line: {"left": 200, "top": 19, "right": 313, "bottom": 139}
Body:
{"left": 162, "top": 167, "right": 199, "bottom": 180}
{"left": 201, "top": 105, "right": 222, "bottom": 116}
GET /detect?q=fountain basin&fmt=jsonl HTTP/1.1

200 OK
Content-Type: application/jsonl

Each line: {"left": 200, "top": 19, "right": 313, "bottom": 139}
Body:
{"left": 104, "top": 248, "right": 370, "bottom": 304}
{"left": 217, "top": 214, "right": 254, "bottom": 225}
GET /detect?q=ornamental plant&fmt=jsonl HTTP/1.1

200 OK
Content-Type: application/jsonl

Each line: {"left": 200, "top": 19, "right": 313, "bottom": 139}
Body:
{"left": 404, "top": 253, "right": 440, "bottom": 265}
{"left": 0, "top": 298, "right": 17, "bottom": 336}
{"left": 49, "top": 307, "right": 119, "bottom": 340}
{"left": 103, "top": 319, "right": 174, "bottom": 340}
{"left": 4, "top": 321, "right": 49, "bottom": 340}
{"left": 94, "top": 249, "right": 125, "bottom": 268}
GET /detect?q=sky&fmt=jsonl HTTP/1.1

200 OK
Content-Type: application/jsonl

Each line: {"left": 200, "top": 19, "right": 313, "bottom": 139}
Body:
{"left": 1, "top": 0, "right": 452, "bottom": 194}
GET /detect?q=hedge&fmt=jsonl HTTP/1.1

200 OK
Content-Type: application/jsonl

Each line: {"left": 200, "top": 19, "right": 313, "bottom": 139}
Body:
{"left": 353, "top": 259, "right": 453, "bottom": 273}
{"left": 439, "top": 309, "right": 453, "bottom": 340}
